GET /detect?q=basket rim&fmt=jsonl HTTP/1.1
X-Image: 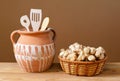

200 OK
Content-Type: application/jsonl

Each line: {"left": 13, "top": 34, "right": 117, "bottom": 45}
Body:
{"left": 58, "top": 56, "right": 108, "bottom": 64}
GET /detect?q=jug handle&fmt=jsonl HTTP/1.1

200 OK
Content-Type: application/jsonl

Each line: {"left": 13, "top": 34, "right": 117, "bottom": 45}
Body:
{"left": 10, "top": 30, "right": 19, "bottom": 45}
{"left": 48, "top": 28, "right": 56, "bottom": 41}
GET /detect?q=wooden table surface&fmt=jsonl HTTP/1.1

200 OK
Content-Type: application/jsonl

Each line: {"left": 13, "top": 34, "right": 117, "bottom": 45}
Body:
{"left": 0, "top": 62, "right": 119, "bottom": 81}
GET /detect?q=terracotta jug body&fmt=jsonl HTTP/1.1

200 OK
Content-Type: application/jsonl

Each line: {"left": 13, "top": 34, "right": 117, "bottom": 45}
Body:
{"left": 10, "top": 28, "right": 56, "bottom": 72}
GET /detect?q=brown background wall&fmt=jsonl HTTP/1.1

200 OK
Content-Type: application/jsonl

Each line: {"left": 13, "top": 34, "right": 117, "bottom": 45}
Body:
{"left": 0, "top": 0, "right": 120, "bottom": 62}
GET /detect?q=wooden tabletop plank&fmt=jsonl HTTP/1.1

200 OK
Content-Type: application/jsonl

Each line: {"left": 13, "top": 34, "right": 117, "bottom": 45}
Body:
{"left": 0, "top": 62, "right": 119, "bottom": 81}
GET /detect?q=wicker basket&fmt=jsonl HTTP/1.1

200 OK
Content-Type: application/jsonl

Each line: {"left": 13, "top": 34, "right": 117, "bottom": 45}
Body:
{"left": 58, "top": 56, "right": 107, "bottom": 76}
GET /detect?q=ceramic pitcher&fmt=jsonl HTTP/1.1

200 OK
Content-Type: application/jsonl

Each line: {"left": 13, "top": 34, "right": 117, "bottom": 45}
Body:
{"left": 10, "top": 28, "right": 56, "bottom": 72}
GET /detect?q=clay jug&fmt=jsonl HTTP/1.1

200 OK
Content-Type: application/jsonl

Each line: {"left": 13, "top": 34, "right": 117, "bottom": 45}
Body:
{"left": 10, "top": 28, "right": 56, "bottom": 72}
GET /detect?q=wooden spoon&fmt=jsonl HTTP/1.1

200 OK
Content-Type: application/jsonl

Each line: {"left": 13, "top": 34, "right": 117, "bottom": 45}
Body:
{"left": 40, "top": 17, "right": 49, "bottom": 31}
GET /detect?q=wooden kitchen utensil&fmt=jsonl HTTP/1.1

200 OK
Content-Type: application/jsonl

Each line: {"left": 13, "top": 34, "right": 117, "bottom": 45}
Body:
{"left": 20, "top": 15, "right": 30, "bottom": 31}
{"left": 40, "top": 17, "right": 49, "bottom": 31}
{"left": 30, "top": 9, "right": 42, "bottom": 31}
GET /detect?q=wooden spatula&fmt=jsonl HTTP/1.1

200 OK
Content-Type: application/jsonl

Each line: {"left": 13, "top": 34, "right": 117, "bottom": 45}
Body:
{"left": 30, "top": 9, "right": 42, "bottom": 31}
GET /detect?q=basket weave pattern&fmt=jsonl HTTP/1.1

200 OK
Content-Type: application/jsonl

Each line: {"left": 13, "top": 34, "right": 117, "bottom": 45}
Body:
{"left": 59, "top": 56, "right": 107, "bottom": 76}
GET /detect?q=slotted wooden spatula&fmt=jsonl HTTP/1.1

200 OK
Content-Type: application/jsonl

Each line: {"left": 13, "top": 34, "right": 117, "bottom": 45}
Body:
{"left": 30, "top": 9, "right": 42, "bottom": 31}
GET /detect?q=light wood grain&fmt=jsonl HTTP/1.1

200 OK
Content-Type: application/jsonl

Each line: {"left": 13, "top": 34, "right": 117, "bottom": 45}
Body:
{"left": 0, "top": 62, "right": 119, "bottom": 81}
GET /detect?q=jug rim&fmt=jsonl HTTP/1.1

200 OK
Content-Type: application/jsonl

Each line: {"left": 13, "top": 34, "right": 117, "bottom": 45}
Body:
{"left": 17, "top": 28, "right": 51, "bottom": 34}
